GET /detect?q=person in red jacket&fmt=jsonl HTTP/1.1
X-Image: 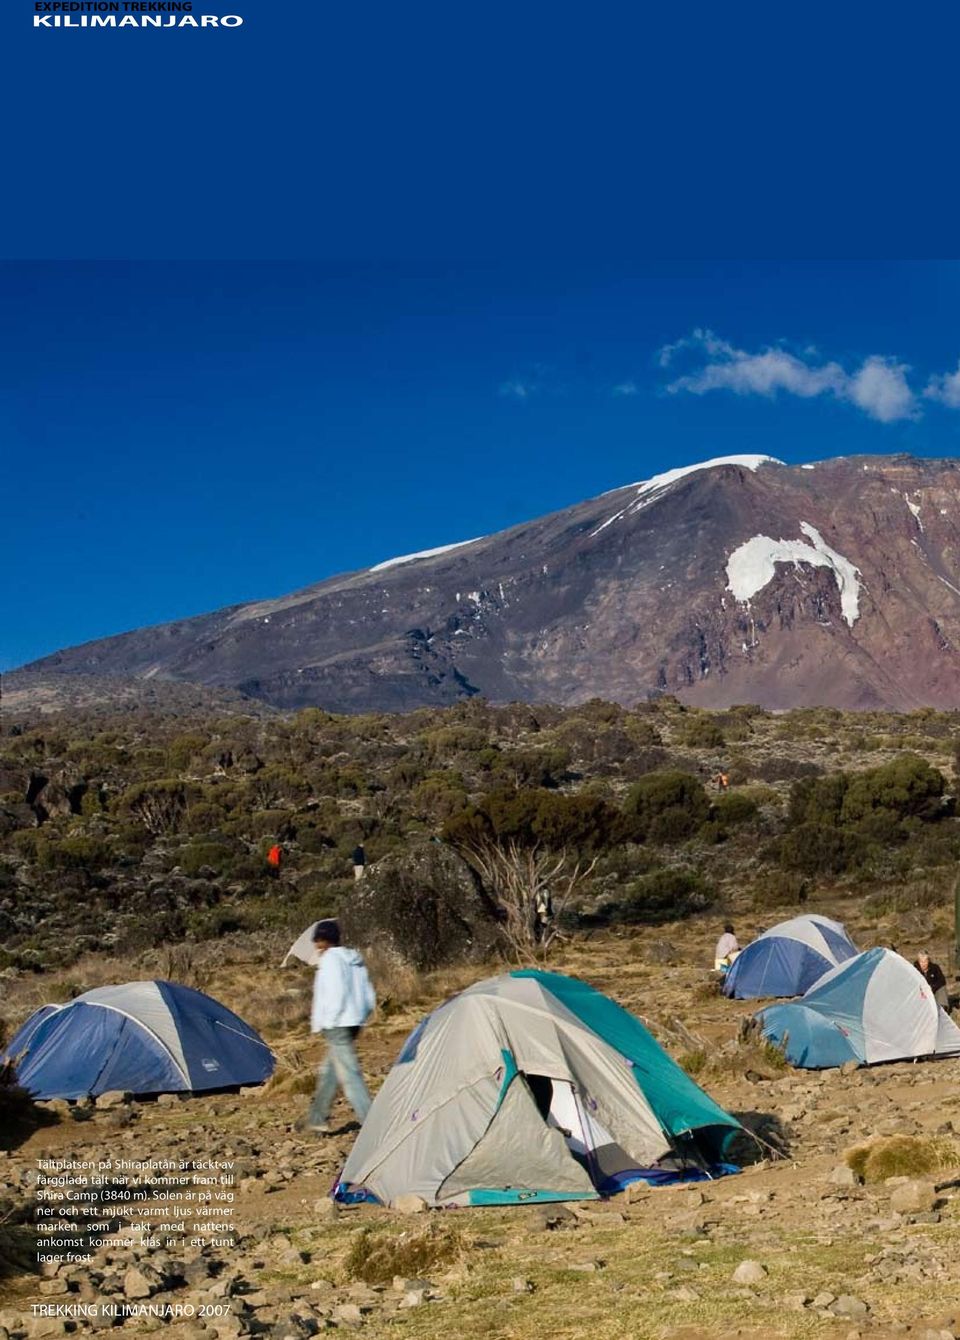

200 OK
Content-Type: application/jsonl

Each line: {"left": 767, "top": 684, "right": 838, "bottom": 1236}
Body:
{"left": 267, "top": 843, "right": 282, "bottom": 878}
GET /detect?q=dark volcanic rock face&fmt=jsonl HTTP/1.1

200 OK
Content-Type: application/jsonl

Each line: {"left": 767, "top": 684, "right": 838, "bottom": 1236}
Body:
{"left": 16, "top": 453, "right": 960, "bottom": 711}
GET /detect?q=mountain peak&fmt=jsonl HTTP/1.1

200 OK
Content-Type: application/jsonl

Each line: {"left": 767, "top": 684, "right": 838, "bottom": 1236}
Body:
{"left": 15, "top": 452, "right": 960, "bottom": 713}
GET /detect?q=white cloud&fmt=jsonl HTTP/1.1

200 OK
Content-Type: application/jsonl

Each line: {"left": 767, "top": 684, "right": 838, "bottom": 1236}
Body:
{"left": 847, "top": 357, "right": 917, "bottom": 423}
{"left": 925, "top": 360, "right": 960, "bottom": 409}
{"left": 499, "top": 379, "right": 531, "bottom": 400}
{"left": 660, "top": 329, "right": 919, "bottom": 423}
{"left": 612, "top": 380, "right": 638, "bottom": 396}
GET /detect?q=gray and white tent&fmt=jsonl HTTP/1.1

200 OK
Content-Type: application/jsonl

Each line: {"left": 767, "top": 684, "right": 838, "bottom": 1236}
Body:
{"left": 333, "top": 970, "right": 742, "bottom": 1208}
{"left": 283, "top": 922, "right": 321, "bottom": 967}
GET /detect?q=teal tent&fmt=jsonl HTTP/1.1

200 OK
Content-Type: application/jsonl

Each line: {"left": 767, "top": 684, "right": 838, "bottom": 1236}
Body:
{"left": 335, "top": 970, "right": 741, "bottom": 1207}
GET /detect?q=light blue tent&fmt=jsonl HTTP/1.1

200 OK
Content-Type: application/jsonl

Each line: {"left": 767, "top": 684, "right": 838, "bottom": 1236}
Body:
{"left": 4, "top": 981, "right": 275, "bottom": 1099}
{"left": 335, "top": 970, "right": 742, "bottom": 1208}
{"left": 723, "top": 914, "right": 857, "bottom": 999}
{"left": 757, "top": 948, "right": 960, "bottom": 1069}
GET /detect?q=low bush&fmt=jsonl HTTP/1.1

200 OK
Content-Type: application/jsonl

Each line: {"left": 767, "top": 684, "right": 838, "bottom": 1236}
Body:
{"left": 345, "top": 1221, "right": 465, "bottom": 1284}
{"left": 845, "top": 1134, "right": 960, "bottom": 1182}
{"left": 615, "top": 867, "right": 712, "bottom": 923}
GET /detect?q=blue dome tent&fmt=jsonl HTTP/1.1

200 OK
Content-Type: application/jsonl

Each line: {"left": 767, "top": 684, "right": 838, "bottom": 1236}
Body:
{"left": 3, "top": 981, "right": 275, "bottom": 1100}
{"left": 757, "top": 948, "right": 960, "bottom": 1069}
{"left": 723, "top": 914, "right": 857, "bottom": 1000}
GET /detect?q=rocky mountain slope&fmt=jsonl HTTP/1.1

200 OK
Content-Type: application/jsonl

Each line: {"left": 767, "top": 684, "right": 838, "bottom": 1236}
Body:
{"left": 16, "top": 453, "right": 960, "bottom": 712}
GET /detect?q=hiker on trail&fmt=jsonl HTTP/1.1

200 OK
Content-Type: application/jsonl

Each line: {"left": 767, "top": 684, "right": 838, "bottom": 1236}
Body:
{"left": 352, "top": 844, "right": 366, "bottom": 882}
{"left": 914, "top": 950, "right": 950, "bottom": 1011}
{"left": 714, "top": 923, "right": 740, "bottom": 973}
{"left": 267, "top": 843, "right": 282, "bottom": 878}
{"left": 304, "top": 919, "right": 376, "bottom": 1134}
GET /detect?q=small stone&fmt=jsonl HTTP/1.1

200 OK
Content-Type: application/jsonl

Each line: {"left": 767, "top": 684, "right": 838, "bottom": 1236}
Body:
{"left": 122, "top": 1266, "right": 155, "bottom": 1299}
{"left": 39, "top": 1099, "right": 71, "bottom": 1118}
{"left": 840, "top": 1060, "right": 860, "bottom": 1075}
{"left": 313, "top": 1197, "right": 339, "bottom": 1220}
{"left": 831, "top": 1296, "right": 869, "bottom": 1318}
{"left": 827, "top": 1164, "right": 859, "bottom": 1187}
{"left": 88, "top": 1306, "right": 120, "bottom": 1331}
{"left": 392, "top": 1193, "right": 428, "bottom": 1215}
{"left": 669, "top": 1286, "right": 701, "bottom": 1302}
{"left": 512, "top": 1277, "right": 535, "bottom": 1293}
{"left": 332, "top": 1303, "right": 364, "bottom": 1328}
{"left": 95, "top": 1090, "right": 130, "bottom": 1109}
{"left": 812, "top": 1291, "right": 837, "bottom": 1308}
{"left": 26, "top": 1319, "right": 67, "bottom": 1338}
{"left": 731, "top": 1259, "right": 767, "bottom": 1285}
{"left": 182, "top": 1256, "right": 214, "bottom": 1287}
{"left": 782, "top": 1293, "right": 811, "bottom": 1311}
{"left": 624, "top": 1181, "right": 651, "bottom": 1203}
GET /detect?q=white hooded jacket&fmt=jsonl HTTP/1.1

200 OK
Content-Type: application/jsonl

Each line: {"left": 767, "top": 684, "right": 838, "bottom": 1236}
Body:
{"left": 311, "top": 947, "right": 376, "bottom": 1032}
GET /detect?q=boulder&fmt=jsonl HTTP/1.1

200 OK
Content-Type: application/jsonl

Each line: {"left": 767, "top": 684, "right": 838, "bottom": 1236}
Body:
{"left": 890, "top": 1179, "right": 938, "bottom": 1215}
{"left": 340, "top": 841, "right": 501, "bottom": 971}
{"left": 731, "top": 1259, "right": 767, "bottom": 1285}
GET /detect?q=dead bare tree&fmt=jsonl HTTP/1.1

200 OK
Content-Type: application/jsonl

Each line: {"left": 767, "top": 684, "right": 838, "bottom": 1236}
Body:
{"left": 466, "top": 839, "right": 597, "bottom": 964}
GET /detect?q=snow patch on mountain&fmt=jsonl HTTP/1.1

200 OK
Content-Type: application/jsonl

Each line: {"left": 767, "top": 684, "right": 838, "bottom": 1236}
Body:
{"left": 726, "top": 522, "right": 862, "bottom": 626}
{"left": 593, "top": 455, "right": 784, "bottom": 531}
{"left": 634, "top": 454, "right": 785, "bottom": 497}
{"left": 370, "top": 537, "right": 483, "bottom": 572}
{"left": 904, "top": 493, "right": 923, "bottom": 529}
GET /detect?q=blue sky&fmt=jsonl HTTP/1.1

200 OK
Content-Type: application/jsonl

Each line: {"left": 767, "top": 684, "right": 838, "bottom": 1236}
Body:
{"left": 6, "top": 260, "right": 960, "bottom": 669}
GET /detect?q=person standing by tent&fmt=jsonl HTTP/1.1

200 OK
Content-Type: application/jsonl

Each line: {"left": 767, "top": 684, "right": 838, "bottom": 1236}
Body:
{"left": 352, "top": 844, "right": 366, "bottom": 881}
{"left": 714, "top": 923, "right": 740, "bottom": 972}
{"left": 914, "top": 950, "right": 950, "bottom": 1011}
{"left": 304, "top": 919, "right": 376, "bottom": 1133}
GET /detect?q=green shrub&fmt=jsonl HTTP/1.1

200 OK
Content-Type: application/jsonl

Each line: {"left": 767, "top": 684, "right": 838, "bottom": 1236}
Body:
{"left": 841, "top": 754, "right": 946, "bottom": 824}
{"left": 677, "top": 717, "right": 726, "bottom": 748}
{"left": 182, "top": 800, "right": 229, "bottom": 836}
{"left": 36, "top": 835, "right": 112, "bottom": 871}
{"left": 615, "top": 867, "right": 712, "bottom": 922}
{"left": 442, "top": 786, "right": 619, "bottom": 854}
{"left": 621, "top": 771, "right": 710, "bottom": 843}
{"left": 776, "top": 822, "right": 864, "bottom": 876}
{"left": 179, "top": 842, "right": 235, "bottom": 877}
{"left": 711, "top": 791, "right": 758, "bottom": 825}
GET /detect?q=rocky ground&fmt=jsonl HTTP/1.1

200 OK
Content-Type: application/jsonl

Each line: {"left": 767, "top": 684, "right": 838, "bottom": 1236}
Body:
{"left": 2, "top": 905, "right": 959, "bottom": 1340}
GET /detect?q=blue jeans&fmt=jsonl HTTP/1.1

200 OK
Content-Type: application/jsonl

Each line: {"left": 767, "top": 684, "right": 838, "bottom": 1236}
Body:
{"left": 308, "top": 1026, "right": 372, "bottom": 1126}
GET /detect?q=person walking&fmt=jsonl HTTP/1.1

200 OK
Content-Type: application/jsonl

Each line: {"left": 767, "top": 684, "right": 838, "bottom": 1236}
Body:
{"left": 914, "top": 950, "right": 950, "bottom": 1011}
{"left": 352, "top": 844, "right": 366, "bottom": 881}
{"left": 304, "top": 919, "right": 376, "bottom": 1133}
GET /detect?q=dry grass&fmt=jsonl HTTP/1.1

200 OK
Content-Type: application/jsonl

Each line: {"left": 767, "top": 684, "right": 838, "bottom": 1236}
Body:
{"left": 845, "top": 1133, "right": 960, "bottom": 1182}
{"left": 344, "top": 1220, "right": 466, "bottom": 1284}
